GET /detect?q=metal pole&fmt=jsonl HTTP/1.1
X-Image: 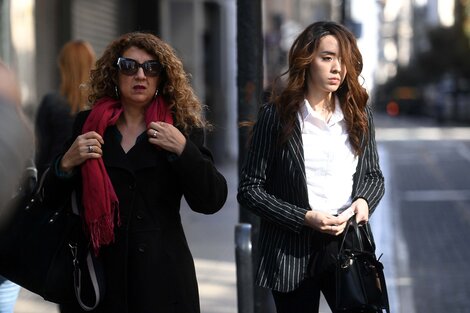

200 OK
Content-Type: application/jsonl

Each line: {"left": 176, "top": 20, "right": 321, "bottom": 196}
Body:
{"left": 236, "top": 0, "right": 262, "bottom": 258}
{"left": 236, "top": 0, "right": 263, "bottom": 177}
{"left": 235, "top": 223, "right": 254, "bottom": 313}
{"left": 237, "top": 1, "right": 272, "bottom": 312}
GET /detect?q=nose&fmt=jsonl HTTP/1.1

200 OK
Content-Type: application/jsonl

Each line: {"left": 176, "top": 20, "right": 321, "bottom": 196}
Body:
{"left": 332, "top": 59, "right": 341, "bottom": 74}
{"left": 135, "top": 67, "right": 147, "bottom": 79}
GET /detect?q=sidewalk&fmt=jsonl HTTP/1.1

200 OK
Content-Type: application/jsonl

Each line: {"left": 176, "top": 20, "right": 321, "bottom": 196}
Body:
{"left": 13, "top": 289, "right": 58, "bottom": 312}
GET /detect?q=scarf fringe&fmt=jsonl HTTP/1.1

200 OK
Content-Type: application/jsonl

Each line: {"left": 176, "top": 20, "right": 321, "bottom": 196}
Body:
{"left": 88, "top": 205, "right": 117, "bottom": 256}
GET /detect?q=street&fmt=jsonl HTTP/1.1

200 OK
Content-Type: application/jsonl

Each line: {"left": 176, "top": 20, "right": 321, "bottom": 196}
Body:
{"left": 374, "top": 113, "right": 470, "bottom": 313}
{"left": 12, "top": 112, "right": 470, "bottom": 313}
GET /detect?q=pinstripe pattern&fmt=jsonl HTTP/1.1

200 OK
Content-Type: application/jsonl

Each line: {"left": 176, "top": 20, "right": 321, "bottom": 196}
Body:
{"left": 237, "top": 104, "right": 385, "bottom": 292}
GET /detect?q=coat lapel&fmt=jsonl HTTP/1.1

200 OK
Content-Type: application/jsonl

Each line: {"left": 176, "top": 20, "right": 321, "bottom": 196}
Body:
{"left": 102, "top": 128, "right": 163, "bottom": 174}
{"left": 102, "top": 127, "right": 132, "bottom": 172}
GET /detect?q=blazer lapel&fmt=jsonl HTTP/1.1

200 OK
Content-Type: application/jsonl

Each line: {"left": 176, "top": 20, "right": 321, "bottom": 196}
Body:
{"left": 286, "top": 118, "right": 306, "bottom": 184}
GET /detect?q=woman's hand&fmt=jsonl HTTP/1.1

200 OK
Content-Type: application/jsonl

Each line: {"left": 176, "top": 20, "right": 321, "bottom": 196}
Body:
{"left": 60, "top": 131, "right": 104, "bottom": 173}
{"left": 349, "top": 198, "right": 369, "bottom": 224}
{"left": 147, "top": 121, "right": 186, "bottom": 155}
{"left": 304, "top": 210, "right": 348, "bottom": 236}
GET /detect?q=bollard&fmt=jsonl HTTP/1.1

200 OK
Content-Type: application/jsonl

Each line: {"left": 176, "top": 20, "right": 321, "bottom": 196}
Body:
{"left": 235, "top": 223, "right": 254, "bottom": 313}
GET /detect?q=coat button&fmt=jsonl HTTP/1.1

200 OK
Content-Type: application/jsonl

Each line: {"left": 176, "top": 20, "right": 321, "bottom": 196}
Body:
{"left": 136, "top": 211, "right": 144, "bottom": 220}
{"left": 128, "top": 183, "right": 135, "bottom": 190}
{"left": 138, "top": 244, "right": 146, "bottom": 253}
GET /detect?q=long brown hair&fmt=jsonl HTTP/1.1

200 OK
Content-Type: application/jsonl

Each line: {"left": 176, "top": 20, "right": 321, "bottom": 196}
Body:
{"left": 58, "top": 40, "right": 96, "bottom": 114}
{"left": 271, "top": 21, "right": 368, "bottom": 155}
{"left": 88, "top": 32, "right": 206, "bottom": 134}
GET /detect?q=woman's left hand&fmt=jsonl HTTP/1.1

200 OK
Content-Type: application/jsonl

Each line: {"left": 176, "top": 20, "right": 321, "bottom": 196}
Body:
{"left": 349, "top": 198, "right": 369, "bottom": 224}
{"left": 147, "top": 121, "right": 186, "bottom": 155}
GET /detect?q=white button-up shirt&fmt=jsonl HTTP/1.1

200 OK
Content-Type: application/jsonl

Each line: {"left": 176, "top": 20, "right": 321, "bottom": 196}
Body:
{"left": 299, "top": 97, "right": 358, "bottom": 215}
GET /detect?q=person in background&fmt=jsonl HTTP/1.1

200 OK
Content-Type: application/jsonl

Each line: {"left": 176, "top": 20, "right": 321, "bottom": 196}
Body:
{"left": 237, "top": 21, "right": 384, "bottom": 313}
{"left": 43, "top": 32, "right": 228, "bottom": 313}
{"left": 0, "top": 60, "right": 33, "bottom": 313}
{"left": 35, "top": 40, "right": 96, "bottom": 178}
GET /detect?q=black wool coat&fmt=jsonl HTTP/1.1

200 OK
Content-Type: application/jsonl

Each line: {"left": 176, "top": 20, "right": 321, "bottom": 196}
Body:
{"left": 35, "top": 92, "right": 74, "bottom": 178}
{"left": 46, "top": 110, "right": 228, "bottom": 313}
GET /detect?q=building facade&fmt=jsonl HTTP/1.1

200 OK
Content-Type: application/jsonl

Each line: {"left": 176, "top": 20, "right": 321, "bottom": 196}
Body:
{"left": 0, "top": 0, "right": 237, "bottom": 162}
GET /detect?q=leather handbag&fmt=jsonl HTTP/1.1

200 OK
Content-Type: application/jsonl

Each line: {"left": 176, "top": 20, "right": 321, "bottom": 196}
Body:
{"left": 335, "top": 217, "right": 390, "bottom": 313}
{"left": 0, "top": 168, "right": 104, "bottom": 311}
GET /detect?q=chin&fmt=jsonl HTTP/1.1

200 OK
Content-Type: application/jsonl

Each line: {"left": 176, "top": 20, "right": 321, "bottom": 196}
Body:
{"left": 122, "top": 98, "right": 153, "bottom": 107}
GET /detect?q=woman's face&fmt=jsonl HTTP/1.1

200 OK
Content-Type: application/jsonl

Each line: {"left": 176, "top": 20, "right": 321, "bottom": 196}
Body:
{"left": 307, "top": 35, "right": 347, "bottom": 96}
{"left": 117, "top": 46, "right": 160, "bottom": 109}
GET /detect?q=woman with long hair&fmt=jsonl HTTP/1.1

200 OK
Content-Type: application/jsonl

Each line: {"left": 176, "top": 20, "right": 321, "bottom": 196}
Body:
{"left": 35, "top": 40, "right": 96, "bottom": 177}
{"left": 238, "top": 21, "right": 384, "bottom": 313}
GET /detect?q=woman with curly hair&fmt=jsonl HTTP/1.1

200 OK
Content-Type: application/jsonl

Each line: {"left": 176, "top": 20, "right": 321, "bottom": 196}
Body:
{"left": 47, "top": 32, "right": 227, "bottom": 313}
{"left": 238, "top": 21, "right": 384, "bottom": 312}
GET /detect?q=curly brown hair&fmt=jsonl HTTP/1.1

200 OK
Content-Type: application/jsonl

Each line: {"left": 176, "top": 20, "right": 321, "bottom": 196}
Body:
{"left": 271, "top": 21, "right": 368, "bottom": 155}
{"left": 88, "top": 32, "right": 206, "bottom": 134}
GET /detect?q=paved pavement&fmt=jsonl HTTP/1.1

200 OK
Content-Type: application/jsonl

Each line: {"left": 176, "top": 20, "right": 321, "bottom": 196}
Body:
{"left": 375, "top": 112, "right": 470, "bottom": 313}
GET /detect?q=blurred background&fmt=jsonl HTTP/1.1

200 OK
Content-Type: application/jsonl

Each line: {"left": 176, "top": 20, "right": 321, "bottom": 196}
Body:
{"left": 1, "top": 0, "right": 470, "bottom": 313}
{"left": 1, "top": 0, "right": 469, "bottom": 157}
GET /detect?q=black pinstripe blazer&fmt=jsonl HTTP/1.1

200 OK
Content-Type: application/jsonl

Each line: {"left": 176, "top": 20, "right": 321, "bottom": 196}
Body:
{"left": 237, "top": 103, "right": 385, "bottom": 292}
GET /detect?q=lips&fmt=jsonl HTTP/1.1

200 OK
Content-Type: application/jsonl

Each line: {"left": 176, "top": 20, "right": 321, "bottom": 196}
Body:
{"left": 133, "top": 85, "right": 146, "bottom": 90}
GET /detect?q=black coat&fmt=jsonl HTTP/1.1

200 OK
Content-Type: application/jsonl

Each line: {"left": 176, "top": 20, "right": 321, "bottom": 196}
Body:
{"left": 47, "top": 110, "right": 228, "bottom": 313}
{"left": 35, "top": 92, "right": 74, "bottom": 178}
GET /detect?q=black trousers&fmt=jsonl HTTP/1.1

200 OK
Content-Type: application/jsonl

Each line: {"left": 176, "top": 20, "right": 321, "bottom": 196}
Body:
{"left": 272, "top": 270, "right": 337, "bottom": 313}
{"left": 272, "top": 227, "right": 365, "bottom": 313}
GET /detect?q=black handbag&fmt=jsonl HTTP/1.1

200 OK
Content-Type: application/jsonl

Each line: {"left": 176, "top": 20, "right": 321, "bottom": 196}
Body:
{"left": 335, "top": 217, "right": 390, "bottom": 313}
{"left": 0, "top": 168, "right": 104, "bottom": 311}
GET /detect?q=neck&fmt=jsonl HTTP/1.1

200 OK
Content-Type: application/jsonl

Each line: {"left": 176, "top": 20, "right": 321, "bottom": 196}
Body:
{"left": 306, "top": 93, "right": 334, "bottom": 113}
{"left": 117, "top": 105, "right": 147, "bottom": 132}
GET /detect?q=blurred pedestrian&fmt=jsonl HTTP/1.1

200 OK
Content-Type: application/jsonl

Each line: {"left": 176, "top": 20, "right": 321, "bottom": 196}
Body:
{"left": 43, "top": 32, "right": 227, "bottom": 313}
{"left": 237, "top": 21, "right": 385, "bottom": 313}
{"left": 0, "top": 60, "right": 33, "bottom": 313}
{"left": 35, "top": 40, "right": 96, "bottom": 178}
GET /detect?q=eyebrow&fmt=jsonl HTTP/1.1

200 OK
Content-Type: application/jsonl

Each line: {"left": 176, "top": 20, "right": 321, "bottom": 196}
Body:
{"left": 319, "top": 50, "right": 337, "bottom": 56}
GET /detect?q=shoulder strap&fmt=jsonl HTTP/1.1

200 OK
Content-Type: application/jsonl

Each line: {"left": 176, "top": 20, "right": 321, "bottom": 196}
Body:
{"left": 71, "top": 190, "right": 102, "bottom": 311}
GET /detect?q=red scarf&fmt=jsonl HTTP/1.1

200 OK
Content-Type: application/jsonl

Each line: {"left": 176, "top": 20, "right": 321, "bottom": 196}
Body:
{"left": 81, "top": 96, "right": 173, "bottom": 254}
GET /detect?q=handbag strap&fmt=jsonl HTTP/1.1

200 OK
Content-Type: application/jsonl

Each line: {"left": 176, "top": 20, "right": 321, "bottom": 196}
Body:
{"left": 27, "top": 167, "right": 49, "bottom": 206}
{"left": 338, "top": 216, "right": 376, "bottom": 253}
{"left": 71, "top": 190, "right": 102, "bottom": 311}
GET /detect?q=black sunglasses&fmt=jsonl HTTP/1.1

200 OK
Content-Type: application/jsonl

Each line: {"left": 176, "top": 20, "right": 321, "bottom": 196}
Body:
{"left": 116, "top": 57, "right": 163, "bottom": 77}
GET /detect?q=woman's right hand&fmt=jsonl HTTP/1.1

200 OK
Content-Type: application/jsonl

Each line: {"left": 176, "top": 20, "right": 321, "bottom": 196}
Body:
{"left": 59, "top": 131, "right": 104, "bottom": 173}
{"left": 304, "top": 210, "right": 348, "bottom": 236}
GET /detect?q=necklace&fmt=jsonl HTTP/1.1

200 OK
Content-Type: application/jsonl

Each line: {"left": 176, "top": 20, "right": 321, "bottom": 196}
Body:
{"left": 319, "top": 97, "right": 334, "bottom": 114}
{"left": 317, "top": 97, "right": 334, "bottom": 123}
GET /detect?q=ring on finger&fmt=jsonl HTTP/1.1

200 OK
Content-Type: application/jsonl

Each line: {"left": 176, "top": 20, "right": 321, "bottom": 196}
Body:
{"left": 88, "top": 145, "right": 93, "bottom": 153}
{"left": 152, "top": 130, "right": 157, "bottom": 138}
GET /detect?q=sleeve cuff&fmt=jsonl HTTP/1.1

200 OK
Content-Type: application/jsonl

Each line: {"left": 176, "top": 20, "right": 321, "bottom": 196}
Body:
{"left": 54, "top": 157, "right": 76, "bottom": 179}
